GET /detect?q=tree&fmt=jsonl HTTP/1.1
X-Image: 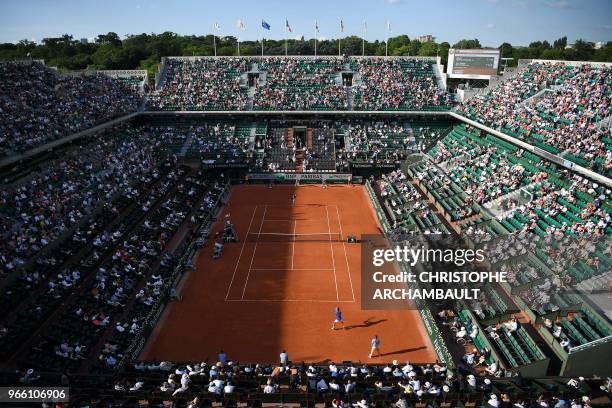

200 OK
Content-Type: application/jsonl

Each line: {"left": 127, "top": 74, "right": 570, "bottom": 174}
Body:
{"left": 540, "top": 48, "right": 565, "bottom": 60}
{"left": 387, "top": 35, "right": 410, "bottom": 54}
{"left": 418, "top": 41, "right": 438, "bottom": 57}
{"left": 438, "top": 42, "right": 451, "bottom": 66}
{"left": 453, "top": 39, "right": 481, "bottom": 49}
{"left": 553, "top": 36, "right": 567, "bottom": 49}
{"left": 0, "top": 31, "right": 609, "bottom": 72}
{"left": 570, "top": 39, "right": 594, "bottom": 61}
{"left": 95, "top": 32, "right": 122, "bottom": 46}
{"left": 499, "top": 42, "right": 513, "bottom": 58}
{"left": 592, "top": 41, "right": 612, "bottom": 62}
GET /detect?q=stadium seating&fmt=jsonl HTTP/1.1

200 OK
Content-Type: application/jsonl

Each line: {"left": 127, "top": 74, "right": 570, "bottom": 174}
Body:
{"left": 353, "top": 58, "right": 452, "bottom": 111}
{"left": 1, "top": 52, "right": 611, "bottom": 406}
{"left": 0, "top": 61, "right": 142, "bottom": 157}
{"left": 378, "top": 170, "right": 449, "bottom": 233}
{"left": 458, "top": 62, "right": 611, "bottom": 177}
{"left": 340, "top": 120, "right": 412, "bottom": 167}
{"left": 149, "top": 58, "right": 249, "bottom": 111}
{"left": 3, "top": 361, "right": 606, "bottom": 407}
{"left": 253, "top": 57, "right": 348, "bottom": 111}
{"left": 148, "top": 57, "right": 452, "bottom": 113}
{"left": 187, "top": 122, "right": 252, "bottom": 166}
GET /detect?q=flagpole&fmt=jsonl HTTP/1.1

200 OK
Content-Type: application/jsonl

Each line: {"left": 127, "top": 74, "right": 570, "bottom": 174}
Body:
{"left": 338, "top": 18, "right": 341, "bottom": 56}
{"left": 285, "top": 19, "right": 288, "bottom": 56}
{"left": 237, "top": 35, "right": 240, "bottom": 56}
{"left": 314, "top": 23, "right": 317, "bottom": 57}
{"left": 362, "top": 21, "right": 366, "bottom": 57}
{"left": 386, "top": 21, "right": 390, "bottom": 57}
{"left": 213, "top": 33, "right": 217, "bottom": 57}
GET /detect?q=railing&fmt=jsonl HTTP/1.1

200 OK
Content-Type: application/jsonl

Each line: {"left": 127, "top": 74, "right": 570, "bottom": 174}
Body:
{"left": 569, "top": 334, "right": 612, "bottom": 353}
{"left": 448, "top": 111, "right": 612, "bottom": 188}
{"left": 162, "top": 55, "right": 438, "bottom": 61}
{"left": 118, "top": 182, "right": 232, "bottom": 369}
{"left": 363, "top": 179, "right": 454, "bottom": 368}
{"left": 521, "top": 58, "right": 612, "bottom": 68}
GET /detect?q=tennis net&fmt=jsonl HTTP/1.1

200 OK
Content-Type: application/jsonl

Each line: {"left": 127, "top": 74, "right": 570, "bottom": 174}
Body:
{"left": 245, "top": 232, "right": 343, "bottom": 242}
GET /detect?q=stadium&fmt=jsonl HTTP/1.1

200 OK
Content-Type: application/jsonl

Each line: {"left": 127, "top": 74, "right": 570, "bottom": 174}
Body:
{"left": 0, "top": 1, "right": 611, "bottom": 407}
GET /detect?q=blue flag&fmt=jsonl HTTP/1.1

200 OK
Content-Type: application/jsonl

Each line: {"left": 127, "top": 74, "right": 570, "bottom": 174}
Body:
{"left": 261, "top": 19, "right": 271, "bottom": 30}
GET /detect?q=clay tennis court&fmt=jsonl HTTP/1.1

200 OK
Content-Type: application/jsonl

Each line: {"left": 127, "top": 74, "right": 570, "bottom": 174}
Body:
{"left": 140, "top": 184, "right": 436, "bottom": 364}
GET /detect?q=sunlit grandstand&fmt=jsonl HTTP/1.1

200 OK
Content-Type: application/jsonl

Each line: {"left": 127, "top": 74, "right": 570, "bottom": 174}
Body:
{"left": 0, "top": 2, "right": 611, "bottom": 407}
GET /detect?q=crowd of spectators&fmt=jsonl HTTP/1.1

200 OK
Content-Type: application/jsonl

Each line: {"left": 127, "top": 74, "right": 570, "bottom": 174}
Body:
{"left": 421, "top": 124, "right": 610, "bottom": 239}
{"left": 253, "top": 58, "right": 348, "bottom": 110}
{"left": 0, "top": 126, "right": 170, "bottom": 277}
{"left": 56, "top": 359, "right": 605, "bottom": 407}
{"left": 0, "top": 123, "right": 235, "bottom": 369}
{"left": 354, "top": 59, "right": 452, "bottom": 111}
{"left": 458, "top": 62, "right": 611, "bottom": 176}
{"left": 379, "top": 169, "right": 447, "bottom": 234}
{"left": 501, "top": 173, "right": 609, "bottom": 237}
{"left": 0, "top": 61, "right": 142, "bottom": 157}
{"left": 148, "top": 57, "right": 452, "bottom": 113}
{"left": 148, "top": 58, "right": 249, "bottom": 111}
{"left": 187, "top": 122, "right": 250, "bottom": 165}
{"left": 339, "top": 121, "right": 412, "bottom": 167}
{"left": 11, "top": 166, "right": 224, "bottom": 373}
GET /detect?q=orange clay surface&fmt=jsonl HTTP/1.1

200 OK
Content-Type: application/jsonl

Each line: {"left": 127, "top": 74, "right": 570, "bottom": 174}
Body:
{"left": 140, "top": 184, "right": 436, "bottom": 364}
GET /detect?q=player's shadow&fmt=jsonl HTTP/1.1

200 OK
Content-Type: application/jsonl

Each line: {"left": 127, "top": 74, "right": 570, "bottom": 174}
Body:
{"left": 377, "top": 346, "right": 427, "bottom": 357}
{"left": 344, "top": 318, "right": 387, "bottom": 330}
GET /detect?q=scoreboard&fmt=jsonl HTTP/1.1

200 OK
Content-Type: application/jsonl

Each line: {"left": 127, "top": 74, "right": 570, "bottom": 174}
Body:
{"left": 447, "top": 48, "right": 500, "bottom": 79}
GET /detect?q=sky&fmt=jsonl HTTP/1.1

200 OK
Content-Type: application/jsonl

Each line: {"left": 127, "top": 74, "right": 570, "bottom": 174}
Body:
{"left": 0, "top": 0, "right": 610, "bottom": 47}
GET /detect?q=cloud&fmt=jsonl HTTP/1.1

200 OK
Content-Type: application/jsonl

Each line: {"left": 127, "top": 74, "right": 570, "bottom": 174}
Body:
{"left": 485, "top": 23, "right": 496, "bottom": 29}
{"left": 597, "top": 24, "right": 612, "bottom": 30}
{"left": 385, "top": 0, "right": 401, "bottom": 4}
{"left": 543, "top": 0, "right": 572, "bottom": 8}
{"left": 485, "top": 0, "right": 500, "bottom": 3}
{"left": 512, "top": 0, "right": 528, "bottom": 8}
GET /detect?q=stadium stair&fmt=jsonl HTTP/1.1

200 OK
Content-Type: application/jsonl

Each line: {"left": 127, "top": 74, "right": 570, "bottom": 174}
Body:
{"left": 287, "top": 128, "right": 294, "bottom": 149}
{"left": 295, "top": 149, "right": 305, "bottom": 173}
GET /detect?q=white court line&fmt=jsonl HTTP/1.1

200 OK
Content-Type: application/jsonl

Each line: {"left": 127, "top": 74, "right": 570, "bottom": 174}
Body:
{"left": 225, "top": 205, "right": 258, "bottom": 301}
{"left": 226, "top": 299, "right": 355, "bottom": 303}
{"left": 335, "top": 204, "right": 355, "bottom": 302}
{"left": 291, "top": 220, "right": 296, "bottom": 270}
{"left": 250, "top": 268, "right": 335, "bottom": 271}
{"left": 260, "top": 204, "right": 324, "bottom": 207}
{"left": 253, "top": 232, "right": 338, "bottom": 236}
{"left": 325, "top": 205, "right": 339, "bottom": 301}
{"left": 241, "top": 205, "right": 267, "bottom": 299}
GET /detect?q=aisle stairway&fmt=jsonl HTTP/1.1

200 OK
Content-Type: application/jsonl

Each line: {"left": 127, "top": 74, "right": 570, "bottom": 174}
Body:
{"left": 287, "top": 128, "right": 294, "bottom": 149}
{"left": 295, "top": 149, "right": 304, "bottom": 173}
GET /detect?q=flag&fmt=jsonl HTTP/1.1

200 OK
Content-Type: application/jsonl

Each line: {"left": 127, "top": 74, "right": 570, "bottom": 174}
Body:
{"left": 340, "top": 18, "right": 344, "bottom": 32}
{"left": 237, "top": 20, "right": 246, "bottom": 30}
{"left": 315, "top": 20, "right": 319, "bottom": 33}
{"left": 262, "top": 19, "right": 271, "bottom": 30}
{"left": 286, "top": 18, "right": 292, "bottom": 33}
{"left": 214, "top": 22, "right": 220, "bottom": 31}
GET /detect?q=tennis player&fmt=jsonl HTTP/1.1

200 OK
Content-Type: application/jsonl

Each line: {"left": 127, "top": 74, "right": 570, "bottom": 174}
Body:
{"left": 291, "top": 193, "right": 297, "bottom": 205}
{"left": 369, "top": 335, "right": 381, "bottom": 358}
{"left": 331, "top": 307, "right": 345, "bottom": 330}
